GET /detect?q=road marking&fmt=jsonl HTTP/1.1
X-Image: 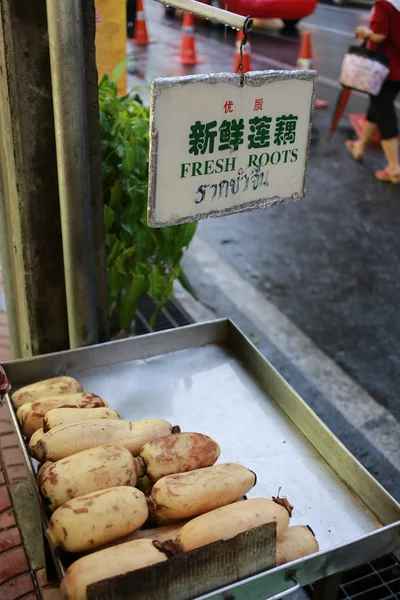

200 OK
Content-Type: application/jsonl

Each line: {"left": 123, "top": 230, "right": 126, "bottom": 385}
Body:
{"left": 301, "top": 22, "right": 354, "bottom": 38}
{"left": 194, "top": 28, "right": 355, "bottom": 94}
{"left": 255, "top": 23, "right": 353, "bottom": 43}
{"left": 185, "top": 235, "right": 400, "bottom": 471}
{"left": 315, "top": 3, "right": 372, "bottom": 16}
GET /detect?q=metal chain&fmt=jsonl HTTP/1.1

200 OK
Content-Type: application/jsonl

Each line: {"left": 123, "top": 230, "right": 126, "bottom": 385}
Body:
{"left": 236, "top": 16, "right": 252, "bottom": 87}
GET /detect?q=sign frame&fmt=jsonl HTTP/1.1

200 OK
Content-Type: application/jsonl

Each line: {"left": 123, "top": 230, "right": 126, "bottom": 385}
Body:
{"left": 154, "top": 0, "right": 253, "bottom": 31}
{"left": 148, "top": 70, "right": 317, "bottom": 228}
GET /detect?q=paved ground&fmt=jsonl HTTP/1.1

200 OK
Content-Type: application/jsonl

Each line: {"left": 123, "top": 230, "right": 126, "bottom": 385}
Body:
{"left": 0, "top": 400, "right": 61, "bottom": 600}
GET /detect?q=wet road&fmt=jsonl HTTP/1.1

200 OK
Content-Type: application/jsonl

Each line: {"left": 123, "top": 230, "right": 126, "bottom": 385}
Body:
{"left": 129, "top": 2, "right": 389, "bottom": 111}
{"left": 129, "top": 2, "right": 400, "bottom": 494}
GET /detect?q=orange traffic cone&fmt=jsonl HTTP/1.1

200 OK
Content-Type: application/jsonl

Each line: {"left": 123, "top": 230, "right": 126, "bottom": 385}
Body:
{"left": 233, "top": 30, "right": 251, "bottom": 73}
{"left": 175, "top": 12, "right": 204, "bottom": 65}
{"left": 297, "top": 32, "right": 328, "bottom": 109}
{"left": 133, "top": 0, "right": 153, "bottom": 45}
{"left": 296, "top": 31, "right": 312, "bottom": 70}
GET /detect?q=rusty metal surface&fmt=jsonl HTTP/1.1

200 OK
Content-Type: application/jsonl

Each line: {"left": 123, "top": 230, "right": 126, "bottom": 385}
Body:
{"left": 87, "top": 522, "right": 276, "bottom": 600}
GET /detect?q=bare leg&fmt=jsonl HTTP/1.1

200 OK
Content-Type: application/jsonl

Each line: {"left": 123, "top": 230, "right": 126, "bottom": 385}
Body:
{"left": 381, "top": 137, "right": 400, "bottom": 175}
{"left": 355, "top": 120, "right": 378, "bottom": 154}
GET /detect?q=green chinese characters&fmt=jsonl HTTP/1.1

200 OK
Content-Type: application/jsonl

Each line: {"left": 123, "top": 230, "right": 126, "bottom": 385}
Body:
{"left": 188, "top": 119, "right": 245, "bottom": 155}
{"left": 181, "top": 114, "right": 299, "bottom": 179}
{"left": 188, "top": 114, "right": 298, "bottom": 155}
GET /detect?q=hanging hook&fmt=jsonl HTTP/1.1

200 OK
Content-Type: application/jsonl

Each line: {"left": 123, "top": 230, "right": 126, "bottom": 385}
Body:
{"left": 236, "top": 16, "right": 252, "bottom": 87}
{"left": 243, "top": 15, "right": 253, "bottom": 33}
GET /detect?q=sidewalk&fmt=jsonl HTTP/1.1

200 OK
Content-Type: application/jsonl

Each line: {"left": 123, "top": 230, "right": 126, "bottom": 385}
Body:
{"left": 0, "top": 401, "right": 61, "bottom": 599}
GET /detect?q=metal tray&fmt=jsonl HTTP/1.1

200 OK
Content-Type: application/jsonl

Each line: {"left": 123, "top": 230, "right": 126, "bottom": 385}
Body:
{"left": 3, "top": 319, "right": 400, "bottom": 599}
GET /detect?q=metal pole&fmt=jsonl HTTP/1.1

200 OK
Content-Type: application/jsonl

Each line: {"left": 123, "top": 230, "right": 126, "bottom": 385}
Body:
{"left": 0, "top": 165, "right": 21, "bottom": 358}
{"left": 45, "top": 0, "right": 98, "bottom": 348}
{"left": 154, "top": 0, "right": 253, "bottom": 31}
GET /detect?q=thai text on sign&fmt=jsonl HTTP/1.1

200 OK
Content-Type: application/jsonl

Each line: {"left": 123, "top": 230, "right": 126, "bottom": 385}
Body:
{"left": 148, "top": 71, "right": 316, "bottom": 227}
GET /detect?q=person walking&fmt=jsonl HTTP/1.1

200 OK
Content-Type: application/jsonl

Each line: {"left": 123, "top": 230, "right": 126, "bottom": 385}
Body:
{"left": 345, "top": 0, "right": 400, "bottom": 184}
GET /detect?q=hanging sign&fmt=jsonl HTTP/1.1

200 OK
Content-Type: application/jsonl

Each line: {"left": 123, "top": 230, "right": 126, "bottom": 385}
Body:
{"left": 148, "top": 71, "right": 317, "bottom": 227}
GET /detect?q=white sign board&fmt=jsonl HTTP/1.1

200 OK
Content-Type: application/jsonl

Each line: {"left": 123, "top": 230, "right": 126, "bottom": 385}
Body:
{"left": 148, "top": 71, "right": 316, "bottom": 227}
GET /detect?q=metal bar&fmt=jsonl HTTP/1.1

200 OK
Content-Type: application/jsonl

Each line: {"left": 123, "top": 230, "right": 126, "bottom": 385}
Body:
{"left": 255, "top": 583, "right": 301, "bottom": 600}
{"left": 0, "top": 165, "right": 21, "bottom": 358}
{"left": 45, "top": 0, "right": 98, "bottom": 349}
{"left": 154, "top": 0, "right": 253, "bottom": 31}
{"left": 161, "top": 306, "right": 180, "bottom": 328}
{"left": 196, "top": 572, "right": 301, "bottom": 600}
{"left": 136, "top": 308, "right": 153, "bottom": 332}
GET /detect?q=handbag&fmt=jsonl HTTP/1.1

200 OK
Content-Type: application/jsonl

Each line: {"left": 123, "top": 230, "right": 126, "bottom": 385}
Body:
{"left": 339, "top": 40, "right": 390, "bottom": 96}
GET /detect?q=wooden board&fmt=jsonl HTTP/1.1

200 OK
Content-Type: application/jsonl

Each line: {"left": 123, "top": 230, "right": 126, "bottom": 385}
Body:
{"left": 87, "top": 522, "right": 276, "bottom": 600}
{"left": 95, "top": 0, "right": 127, "bottom": 95}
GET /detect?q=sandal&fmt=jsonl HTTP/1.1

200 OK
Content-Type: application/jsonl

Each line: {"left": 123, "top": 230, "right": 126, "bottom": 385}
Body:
{"left": 345, "top": 140, "right": 363, "bottom": 161}
{"left": 375, "top": 168, "right": 400, "bottom": 184}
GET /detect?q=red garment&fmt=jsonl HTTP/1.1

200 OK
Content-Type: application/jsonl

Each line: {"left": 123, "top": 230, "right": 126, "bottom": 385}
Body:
{"left": 368, "top": 0, "right": 400, "bottom": 81}
{"left": 0, "top": 364, "right": 11, "bottom": 398}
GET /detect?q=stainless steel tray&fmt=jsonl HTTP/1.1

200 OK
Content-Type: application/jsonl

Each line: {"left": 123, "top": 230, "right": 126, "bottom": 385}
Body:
{"left": 3, "top": 319, "right": 400, "bottom": 599}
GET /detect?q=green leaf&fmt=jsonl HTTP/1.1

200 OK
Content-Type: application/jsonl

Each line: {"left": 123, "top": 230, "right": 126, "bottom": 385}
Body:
{"left": 99, "top": 73, "right": 110, "bottom": 89}
{"left": 135, "top": 222, "right": 154, "bottom": 256}
{"left": 121, "top": 246, "right": 136, "bottom": 260}
{"left": 111, "top": 57, "right": 131, "bottom": 84}
{"left": 149, "top": 274, "right": 175, "bottom": 328}
{"left": 177, "top": 222, "right": 197, "bottom": 249}
{"left": 114, "top": 246, "right": 136, "bottom": 275}
{"left": 122, "top": 146, "right": 135, "bottom": 175}
{"left": 116, "top": 144, "right": 125, "bottom": 159}
{"left": 107, "top": 238, "right": 124, "bottom": 265}
{"left": 149, "top": 268, "right": 167, "bottom": 300}
{"left": 178, "top": 270, "right": 198, "bottom": 300}
{"left": 120, "top": 274, "right": 148, "bottom": 331}
{"left": 114, "top": 256, "right": 128, "bottom": 275}
{"left": 121, "top": 222, "right": 133, "bottom": 236}
{"left": 160, "top": 227, "right": 175, "bottom": 243}
{"left": 105, "top": 232, "right": 117, "bottom": 248}
{"left": 107, "top": 266, "right": 121, "bottom": 303}
{"left": 110, "top": 180, "right": 123, "bottom": 209}
{"left": 119, "top": 229, "right": 133, "bottom": 248}
{"left": 104, "top": 205, "right": 115, "bottom": 233}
